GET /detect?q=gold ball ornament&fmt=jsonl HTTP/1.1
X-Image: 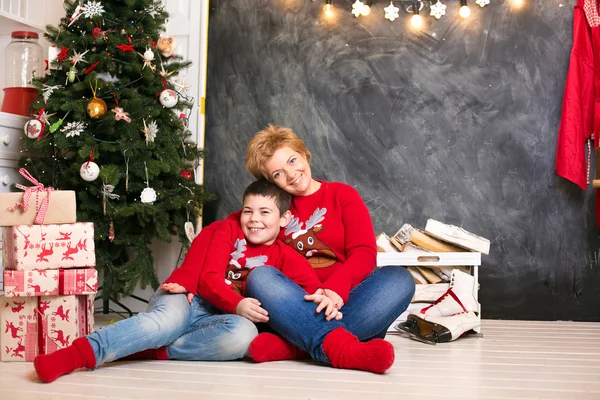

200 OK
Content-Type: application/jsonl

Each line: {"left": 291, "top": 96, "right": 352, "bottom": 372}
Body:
{"left": 157, "top": 37, "right": 177, "bottom": 57}
{"left": 87, "top": 97, "right": 107, "bottom": 119}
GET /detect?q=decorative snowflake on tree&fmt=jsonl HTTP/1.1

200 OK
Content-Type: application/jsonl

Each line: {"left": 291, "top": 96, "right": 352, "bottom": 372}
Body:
{"left": 475, "top": 0, "right": 490, "bottom": 6}
{"left": 69, "top": 50, "right": 89, "bottom": 67}
{"left": 42, "top": 84, "right": 62, "bottom": 102}
{"left": 384, "top": 1, "right": 400, "bottom": 21}
{"left": 430, "top": 1, "right": 447, "bottom": 19}
{"left": 351, "top": 0, "right": 364, "bottom": 17}
{"left": 82, "top": 1, "right": 105, "bottom": 19}
{"left": 61, "top": 121, "right": 87, "bottom": 137}
{"left": 146, "top": 4, "right": 163, "bottom": 18}
{"left": 143, "top": 119, "right": 158, "bottom": 144}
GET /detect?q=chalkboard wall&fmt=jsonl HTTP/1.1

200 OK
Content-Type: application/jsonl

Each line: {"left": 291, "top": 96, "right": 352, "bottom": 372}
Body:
{"left": 203, "top": 0, "right": 600, "bottom": 321}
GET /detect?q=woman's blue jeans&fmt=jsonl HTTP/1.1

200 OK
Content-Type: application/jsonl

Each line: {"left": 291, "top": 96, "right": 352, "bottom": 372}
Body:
{"left": 86, "top": 289, "right": 258, "bottom": 367}
{"left": 245, "top": 265, "right": 415, "bottom": 364}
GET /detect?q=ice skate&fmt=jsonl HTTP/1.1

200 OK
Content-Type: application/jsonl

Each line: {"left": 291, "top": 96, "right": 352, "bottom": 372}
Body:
{"left": 404, "top": 311, "right": 481, "bottom": 343}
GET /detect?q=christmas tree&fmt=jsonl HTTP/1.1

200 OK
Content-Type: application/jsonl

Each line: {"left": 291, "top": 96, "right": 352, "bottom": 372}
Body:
{"left": 22, "top": 0, "right": 212, "bottom": 307}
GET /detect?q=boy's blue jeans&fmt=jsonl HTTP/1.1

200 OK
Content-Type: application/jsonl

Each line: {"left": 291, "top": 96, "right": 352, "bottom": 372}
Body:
{"left": 245, "top": 266, "right": 415, "bottom": 364}
{"left": 86, "top": 289, "right": 258, "bottom": 367}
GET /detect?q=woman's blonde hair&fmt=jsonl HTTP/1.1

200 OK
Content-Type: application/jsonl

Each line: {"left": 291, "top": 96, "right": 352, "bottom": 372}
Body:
{"left": 246, "top": 124, "right": 312, "bottom": 180}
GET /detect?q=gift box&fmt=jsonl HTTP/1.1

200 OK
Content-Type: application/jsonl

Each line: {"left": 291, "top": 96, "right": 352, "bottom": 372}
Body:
{"left": 0, "top": 169, "right": 76, "bottom": 226}
{"left": 2, "top": 223, "right": 96, "bottom": 270}
{"left": 0, "top": 294, "right": 94, "bottom": 361}
{"left": 3, "top": 268, "right": 98, "bottom": 297}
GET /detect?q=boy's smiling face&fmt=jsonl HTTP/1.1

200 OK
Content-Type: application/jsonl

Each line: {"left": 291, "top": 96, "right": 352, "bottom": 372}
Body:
{"left": 240, "top": 194, "right": 291, "bottom": 246}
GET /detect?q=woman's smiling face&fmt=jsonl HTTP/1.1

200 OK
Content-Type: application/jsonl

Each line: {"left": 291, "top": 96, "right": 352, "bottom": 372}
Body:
{"left": 263, "top": 146, "right": 314, "bottom": 197}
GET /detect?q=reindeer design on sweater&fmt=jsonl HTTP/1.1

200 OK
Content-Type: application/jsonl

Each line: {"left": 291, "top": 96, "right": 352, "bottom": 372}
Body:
{"left": 224, "top": 238, "right": 268, "bottom": 294}
{"left": 284, "top": 208, "right": 336, "bottom": 268}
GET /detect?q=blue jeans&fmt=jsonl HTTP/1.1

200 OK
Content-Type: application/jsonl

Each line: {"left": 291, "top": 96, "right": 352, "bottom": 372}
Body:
{"left": 245, "top": 266, "right": 415, "bottom": 364}
{"left": 86, "top": 289, "right": 258, "bottom": 367}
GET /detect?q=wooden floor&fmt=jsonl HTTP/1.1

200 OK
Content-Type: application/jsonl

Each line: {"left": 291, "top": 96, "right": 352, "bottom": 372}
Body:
{"left": 1, "top": 319, "right": 599, "bottom": 400}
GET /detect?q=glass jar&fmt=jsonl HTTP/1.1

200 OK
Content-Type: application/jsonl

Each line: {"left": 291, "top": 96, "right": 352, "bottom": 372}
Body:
{"left": 1, "top": 31, "right": 44, "bottom": 116}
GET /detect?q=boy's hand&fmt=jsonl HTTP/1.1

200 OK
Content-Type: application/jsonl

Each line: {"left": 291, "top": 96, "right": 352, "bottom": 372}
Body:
{"left": 304, "top": 291, "right": 343, "bottom": 321}
{"left": 160, "top": 283, "right": 195, "bottom": 303}
{"left": 236, "top": 298, "right": 269, "bottom": 323}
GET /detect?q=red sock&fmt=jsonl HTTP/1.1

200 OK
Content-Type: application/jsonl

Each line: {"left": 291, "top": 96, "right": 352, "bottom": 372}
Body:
{"left": 118, "top": 347, "right": 169, "bottom": 361}
{"left": 249, "top": 332, "right": 308, "bottom": 363}
{"left": 34, "top": 337, "right": 96, "bottom": 383}
{"left": 322, "top": 327, "right": 395, "bottom": 374}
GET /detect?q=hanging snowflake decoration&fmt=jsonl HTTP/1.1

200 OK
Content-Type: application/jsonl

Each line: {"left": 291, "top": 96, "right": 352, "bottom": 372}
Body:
{"left": 39, "top": 111, "right": 56, "bottom": 125}
{"left": 384, "top": 2, "right": 400, "bottom": 21}
{"left": 170, "top": 77, "right": 192, "bottom": 94}
{"left": 69, "top": 50, "right": 89, "bottom": 67}
{"left": 352, "top": 0, "right": 365, "bottom": 17}
{"left": 61, "top": 121, "right": 87, "bottom": 138}
{"left": 82, "top": 1, "right": 105, "bottom": 19}
{"left": 146, "top": 4, "right": 163, "bottom": 18}
{"left": 475, "top": 0, "right": 489, "bottom": 7}
{"left": 142, "top": 119, "right": 158, "bottom": 144}
{"left": 42, "top": 84, "right": 62, "bottom": 102}
{"left": 430, "top": 1, "right": 447, "bottom": 19}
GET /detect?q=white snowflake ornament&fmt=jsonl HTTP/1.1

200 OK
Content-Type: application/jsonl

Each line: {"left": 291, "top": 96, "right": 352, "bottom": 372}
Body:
{"left": 69, "top": 50, "right": 89, "bottom": 67}
{"left": 384, "top": 2, "right": 400, "bottom": 21}
{"left": 352, "top": 0, "right": 365, "bottom": 17}
{"left": 430, "top": 1, "right": 447, "bottom": 19}
{"left": 61, "top": 121, "right": 87, "bottom": 137}
{"left": 140, "top": 187, "right": 157, "bottom": 204}
{"left": 475, "top": 0, "right": 489, "bottom": 6}
{"left": 82, "top": 1, "right": 105, "bottom": 19}
{"left": 142, "top": 119, "right": 158, "bottom": 144}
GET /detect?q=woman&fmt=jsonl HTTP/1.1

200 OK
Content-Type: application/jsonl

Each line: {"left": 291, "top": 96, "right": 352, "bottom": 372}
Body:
{"left": 244, "top": 124, "right": 415, "bottom": 374}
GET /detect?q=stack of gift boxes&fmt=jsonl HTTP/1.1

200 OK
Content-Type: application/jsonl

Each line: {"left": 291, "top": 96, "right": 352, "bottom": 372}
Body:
{"left": 0, "top": 169, "right": 96, "bottom": 362}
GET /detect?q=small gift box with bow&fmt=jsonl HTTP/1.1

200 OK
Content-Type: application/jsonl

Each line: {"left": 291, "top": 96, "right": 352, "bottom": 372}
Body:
{"left": 0, "top": 168, "right": 76, "bottom": 226}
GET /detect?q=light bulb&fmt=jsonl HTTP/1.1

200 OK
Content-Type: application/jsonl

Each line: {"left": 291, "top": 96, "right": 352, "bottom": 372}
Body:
{"left": 512, "top": 0, "right": 524, "bottom": 8}
{"left": 324, "top": 3, "right": 333, "bottom": 17}
{"left": 411, "top": 14, "right": 423, "bottom": 28}
{"left": 459, "top": 5, "right": 471, "bottom": 18}
{"left": 361, "top": 4, "right": 371, "bottom": 15}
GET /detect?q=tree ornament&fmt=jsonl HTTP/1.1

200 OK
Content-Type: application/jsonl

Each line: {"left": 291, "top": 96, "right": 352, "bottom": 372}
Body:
{"left": 49, "top": 117, "right": 66, "bottom": 133}
{"left": 141, "top": 162, "right": 157, "bottom": 204}
{"left": 116, "top": 43, "right": 134, "bottom": 52}
{"left": 68, "top": 4, "right": 84, "bottom": 26}
{"left": 157, "top": 37, "right": 177, "bottom": 57}
{"left": 101, "top": 183, "right": 120, "bottom": 215}
{"left": 81, "top": 1, "right": 105, "bottom": 19}
{"left": 61, "top": 121, "right": 87, "bottom": 137}
{"left": 139, "top": 48, "right": 155, "bottom": 70}
{"left": 384, "top": 2, "right": 400, "bottom": 21}
{"left": 24, "top": 119, "right": 43, "bottom": 139}
{"left": 69, "top": 49, "right": 89, "bottom": 67}
{"left": 111, "top": 107, "right": 131, "bottom": 122}
{"left": 57, "top": 46, "right": 70, "bottom": 62}
{"left": 87, "top": 97, "right": 107, "bottom": 118}
{"left": 430, "top": 1, "right": 446, "bottom": 19}
{"left": 66, "top": 66, "right": 76, "bottom": 84}
{"left": 108, "top": 220, "right": 115, "bottom": 242}
{"left": 142, "top": 119, "right": 158, "bottom": 144}
{"left": 42, "top": 84, "right": 62, "bottom": 102}
{"left": 159, "top": 89, "right": 178, "bottom": 108}
{"left": 87, "top": 80, "right": 107, "bottom": 119}
{"left": 180, "top": 169, "right": 193, "bottom": 180}
{"left": 80, "top": 160, "right": 100, "bottom": 181}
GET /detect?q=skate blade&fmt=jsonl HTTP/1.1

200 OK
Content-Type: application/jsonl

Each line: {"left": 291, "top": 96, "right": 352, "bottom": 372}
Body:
{"left": 393, "top": 320, "right": 437, "bottom": 345}
{"left": 406, "top": 314, "right": 453, "bottom": 343}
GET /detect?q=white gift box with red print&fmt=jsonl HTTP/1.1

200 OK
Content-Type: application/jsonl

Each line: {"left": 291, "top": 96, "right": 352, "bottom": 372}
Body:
{"left": 2, "top": 223, "right": 96, "bottom": 270}
{"left": 3, "top": 268, "right": 98, "bottom": 297}
{"left": 0, "top": 294, "right": 94, "bottom": 361}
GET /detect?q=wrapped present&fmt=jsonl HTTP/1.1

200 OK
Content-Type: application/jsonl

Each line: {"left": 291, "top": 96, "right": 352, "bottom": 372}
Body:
{"left": 0, "top": 294, "right": 94, "bottom": 361}
{"left": 3, "top": 268, "right": 98, "bottom": 297}
{"left": 0, "top": 169, "right": 76, "bottom": 226}
{"left": 2, "top": 223, "right": 95, "bottom": 270}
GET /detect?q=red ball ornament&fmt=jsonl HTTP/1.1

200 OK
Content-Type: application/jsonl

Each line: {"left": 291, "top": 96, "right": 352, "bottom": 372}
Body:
{"left": 180, "top": 170, "right": 193, "bottom": 180}
{"left": 92, "top": 27, "right": 101, "bottom": 38}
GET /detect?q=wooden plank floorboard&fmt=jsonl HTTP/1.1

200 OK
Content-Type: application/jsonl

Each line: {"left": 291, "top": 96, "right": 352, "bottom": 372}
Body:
{"left": 1, "top": 319, "right": 600, "bottom": 400}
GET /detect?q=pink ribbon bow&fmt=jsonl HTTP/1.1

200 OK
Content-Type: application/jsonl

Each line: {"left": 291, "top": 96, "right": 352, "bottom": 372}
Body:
{"left": 8, "top": 168, "right": 54, "bottom": 224}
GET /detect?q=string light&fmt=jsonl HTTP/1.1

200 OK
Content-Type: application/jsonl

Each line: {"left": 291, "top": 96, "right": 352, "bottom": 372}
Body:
{"left": 324, "top": 0, "right": 334, "bottom": 17}
{"left": 339, "top": 1, "right": 488, "bottom": 22}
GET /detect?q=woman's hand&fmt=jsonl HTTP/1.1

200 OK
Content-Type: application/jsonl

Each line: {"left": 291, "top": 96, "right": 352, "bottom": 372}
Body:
{"left": 304, "top": 291, "right": 343, "bottom": 321}
{"left": 160, "top": 282, "right": 194, "bottom": 303}
{"left": 236, "top": 297, "right": 269, "bottom": 323}
{"left": 323, "top": 289, "right": 344, "bottom": 311}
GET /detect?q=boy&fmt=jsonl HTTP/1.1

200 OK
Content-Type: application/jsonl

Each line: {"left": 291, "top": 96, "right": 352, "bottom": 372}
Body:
{"left": 34, "top": 180, "right": 339, "bottom": 383}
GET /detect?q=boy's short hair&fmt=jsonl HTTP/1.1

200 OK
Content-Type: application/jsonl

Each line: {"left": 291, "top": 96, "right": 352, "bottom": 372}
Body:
{"left": 246, "top": 124, "right": 312, "bottom": 180}
{"left": 243, "top": 179, "right": 292, "bottom": 214}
